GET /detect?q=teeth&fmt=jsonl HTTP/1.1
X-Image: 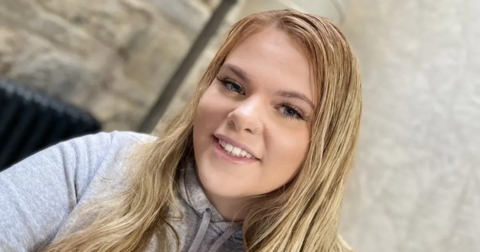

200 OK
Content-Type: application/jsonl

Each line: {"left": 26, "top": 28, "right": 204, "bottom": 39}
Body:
{"left": 217, "top": 138, "right": 255, "bottom": 159}
{"left": 232, "top": 147, "right": 241, "bottom": 156}
{"left": 219, "top": 140, "right": 226, "bottom": 147}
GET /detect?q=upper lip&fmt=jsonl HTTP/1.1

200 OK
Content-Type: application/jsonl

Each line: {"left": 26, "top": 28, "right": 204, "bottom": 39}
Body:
{"left": 214, "top": 133, "right": 260, "bottom": 159}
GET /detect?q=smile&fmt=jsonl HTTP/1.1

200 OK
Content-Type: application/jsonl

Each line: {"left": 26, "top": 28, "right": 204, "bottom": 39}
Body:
{"left": 217, "top": 139, "right": 255, "bottom": 159}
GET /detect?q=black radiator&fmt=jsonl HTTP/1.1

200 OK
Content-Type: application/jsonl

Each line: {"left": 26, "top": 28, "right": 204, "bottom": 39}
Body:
{"left": 0, "top": 80, "right": 101, "bottom": 172}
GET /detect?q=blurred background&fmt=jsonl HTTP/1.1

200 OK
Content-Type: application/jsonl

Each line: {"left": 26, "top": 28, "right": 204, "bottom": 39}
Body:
{"left": 0, "top": 0, "right": 478, "bottom": 251}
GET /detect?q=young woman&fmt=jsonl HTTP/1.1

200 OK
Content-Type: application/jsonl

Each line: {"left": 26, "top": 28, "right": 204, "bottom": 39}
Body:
{"left": 0, "top": 9, "right": 361, "bottom": 252}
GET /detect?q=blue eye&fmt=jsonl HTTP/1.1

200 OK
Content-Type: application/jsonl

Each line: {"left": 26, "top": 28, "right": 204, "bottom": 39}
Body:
{"left": 225, "top": 82, "right": 245, "bottom": 95}
{"left": 279, "top": 104, "right": 304, "bottom": 120}
{"left": 218, "top": 77, "right": 245, "bottom": 95}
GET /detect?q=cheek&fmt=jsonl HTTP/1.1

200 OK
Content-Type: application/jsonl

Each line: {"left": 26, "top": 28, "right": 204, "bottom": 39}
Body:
{"left": 194, "top": 87, "right": 229, "bottom": 134}
{"left": 268, "top": 126, "right": 310, "bottom": 175}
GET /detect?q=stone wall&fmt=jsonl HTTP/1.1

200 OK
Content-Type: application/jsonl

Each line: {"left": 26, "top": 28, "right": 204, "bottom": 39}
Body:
{"left": 0, "top": 0, "right": 214, "bottom": 130}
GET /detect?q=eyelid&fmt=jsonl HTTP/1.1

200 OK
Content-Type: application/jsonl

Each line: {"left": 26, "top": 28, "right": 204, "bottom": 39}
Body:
{"left": 217, "top": 75, "right": 240, "bottom": 86}
{"left": 284, "top": 103, "right": 304, "bottom": 119}
{"left": 224, "top": 77, "right": 240, "bottom": 86}
{"left": 216, "top": 75, "right": 311, "bottom": 120}
{"left": 274, "top": 102, "right": 302, "bottom": 121}
{"left": 217, "top": 76, "right": 245, "bottom": 95}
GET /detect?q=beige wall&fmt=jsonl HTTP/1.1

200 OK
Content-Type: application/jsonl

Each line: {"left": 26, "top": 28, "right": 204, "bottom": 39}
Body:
{"left": 339, "top": 1, "right": 480, "bottom": 251}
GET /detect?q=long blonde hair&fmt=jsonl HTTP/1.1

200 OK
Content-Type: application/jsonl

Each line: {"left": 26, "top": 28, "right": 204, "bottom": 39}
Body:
{"left": 43, "top": 9, "right": 361, "bottom": 252}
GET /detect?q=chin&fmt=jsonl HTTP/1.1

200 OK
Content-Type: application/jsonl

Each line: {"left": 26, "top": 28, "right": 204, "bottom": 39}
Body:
{"left": 196, "top": 162, "right": 250, "bottom": 198}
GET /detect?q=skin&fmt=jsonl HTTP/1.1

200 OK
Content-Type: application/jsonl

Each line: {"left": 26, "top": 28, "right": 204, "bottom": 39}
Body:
{"left": 193, "top": 27, "right": 314, "bottom": 221}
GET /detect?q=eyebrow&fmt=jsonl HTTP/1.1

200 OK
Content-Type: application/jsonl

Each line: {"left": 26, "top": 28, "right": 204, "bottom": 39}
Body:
{"left": 276, "top": 90, "right": 315, "bottom": 109}
{"left": 222, "top": 63, "right": 250, "bottom": 83}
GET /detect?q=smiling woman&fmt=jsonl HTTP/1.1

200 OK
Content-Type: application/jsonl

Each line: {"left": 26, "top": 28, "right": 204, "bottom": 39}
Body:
{"left": 0, "top": 9, "right": 361, "bottom": 252}
{"left": 194, "top": 28, "right": 315, "bottom": 221}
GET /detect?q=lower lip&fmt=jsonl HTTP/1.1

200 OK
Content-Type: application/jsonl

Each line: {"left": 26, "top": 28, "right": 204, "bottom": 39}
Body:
{"left": 212, "top": 136, "right": 258, "bottom": 164}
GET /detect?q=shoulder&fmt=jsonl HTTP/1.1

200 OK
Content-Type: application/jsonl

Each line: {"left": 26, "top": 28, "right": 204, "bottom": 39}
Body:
{"left": 59, "top": 130, "right": 158, "bottom": 184}
{"left": 54, "top": 130, "right": 157, "bottom": 165}
{"left": 107, "top": 131, "right": 157, "bottom": 144}
{"left": 1, "top": 131, "right": 158, "bottom": 202}
{"left": 0, "top": 131, "right": 158, "bottom": 251}
{"left": 68, "top": 130, "right": 157, "bottom": 151}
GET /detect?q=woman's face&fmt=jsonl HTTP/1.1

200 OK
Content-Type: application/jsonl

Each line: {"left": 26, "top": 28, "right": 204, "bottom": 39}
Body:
{"left": 193, "top": 28, "right": 314, "bottom": 200}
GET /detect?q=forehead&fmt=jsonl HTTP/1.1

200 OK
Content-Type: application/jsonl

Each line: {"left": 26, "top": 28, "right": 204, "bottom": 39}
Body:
{"left": 223, "top": 28, "right": 314, "bottom": 101}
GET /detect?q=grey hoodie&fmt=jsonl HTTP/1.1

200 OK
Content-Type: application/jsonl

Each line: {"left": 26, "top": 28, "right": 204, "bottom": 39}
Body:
{"left": 0, "top": 131, "right": 244, "bottom": 252}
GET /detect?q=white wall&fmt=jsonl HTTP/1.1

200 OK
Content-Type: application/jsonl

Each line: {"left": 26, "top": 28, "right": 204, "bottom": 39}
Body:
{"left": 339, "top": 1, "right": 480, "bottom": 251}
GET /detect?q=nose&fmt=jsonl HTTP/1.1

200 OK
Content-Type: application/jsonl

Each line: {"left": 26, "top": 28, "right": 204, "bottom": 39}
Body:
{"left": 226, "top": 98, "right": 263, "bottom": 135}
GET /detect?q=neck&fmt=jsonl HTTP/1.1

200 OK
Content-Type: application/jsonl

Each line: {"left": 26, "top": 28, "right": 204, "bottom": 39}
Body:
{"left": 204, "top": 192, "right": 253, "bottom": 222}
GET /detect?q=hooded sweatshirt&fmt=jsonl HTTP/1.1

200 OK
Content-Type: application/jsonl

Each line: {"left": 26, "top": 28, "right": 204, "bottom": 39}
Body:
{"left": 0, "top": 131, "right": 244, "bottom": 252}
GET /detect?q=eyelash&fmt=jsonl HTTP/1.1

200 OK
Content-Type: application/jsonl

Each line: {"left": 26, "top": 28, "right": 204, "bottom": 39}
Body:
{"left": 216, "top": 76, "right": 306, "bottom": 121}
{"left": 278, "top": 102, "right": 305, "bottom": 120}
{"left": 217, "top": 77, "right": 245, "bottom": 95}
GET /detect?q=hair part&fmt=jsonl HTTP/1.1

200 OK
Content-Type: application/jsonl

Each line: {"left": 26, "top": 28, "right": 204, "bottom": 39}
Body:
{"left": 43, "top": 9, "right": 361, "bottom": 252}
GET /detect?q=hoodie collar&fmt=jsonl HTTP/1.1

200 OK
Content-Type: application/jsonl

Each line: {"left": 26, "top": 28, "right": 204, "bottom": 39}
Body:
{"left": 178, "top": 161, "right": 243, "bottom": 242}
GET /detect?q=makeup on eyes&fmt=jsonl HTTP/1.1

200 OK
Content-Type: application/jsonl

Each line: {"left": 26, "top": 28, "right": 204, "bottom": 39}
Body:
{"left": 215, "top": 74, "right": 312, "bottom": 121}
